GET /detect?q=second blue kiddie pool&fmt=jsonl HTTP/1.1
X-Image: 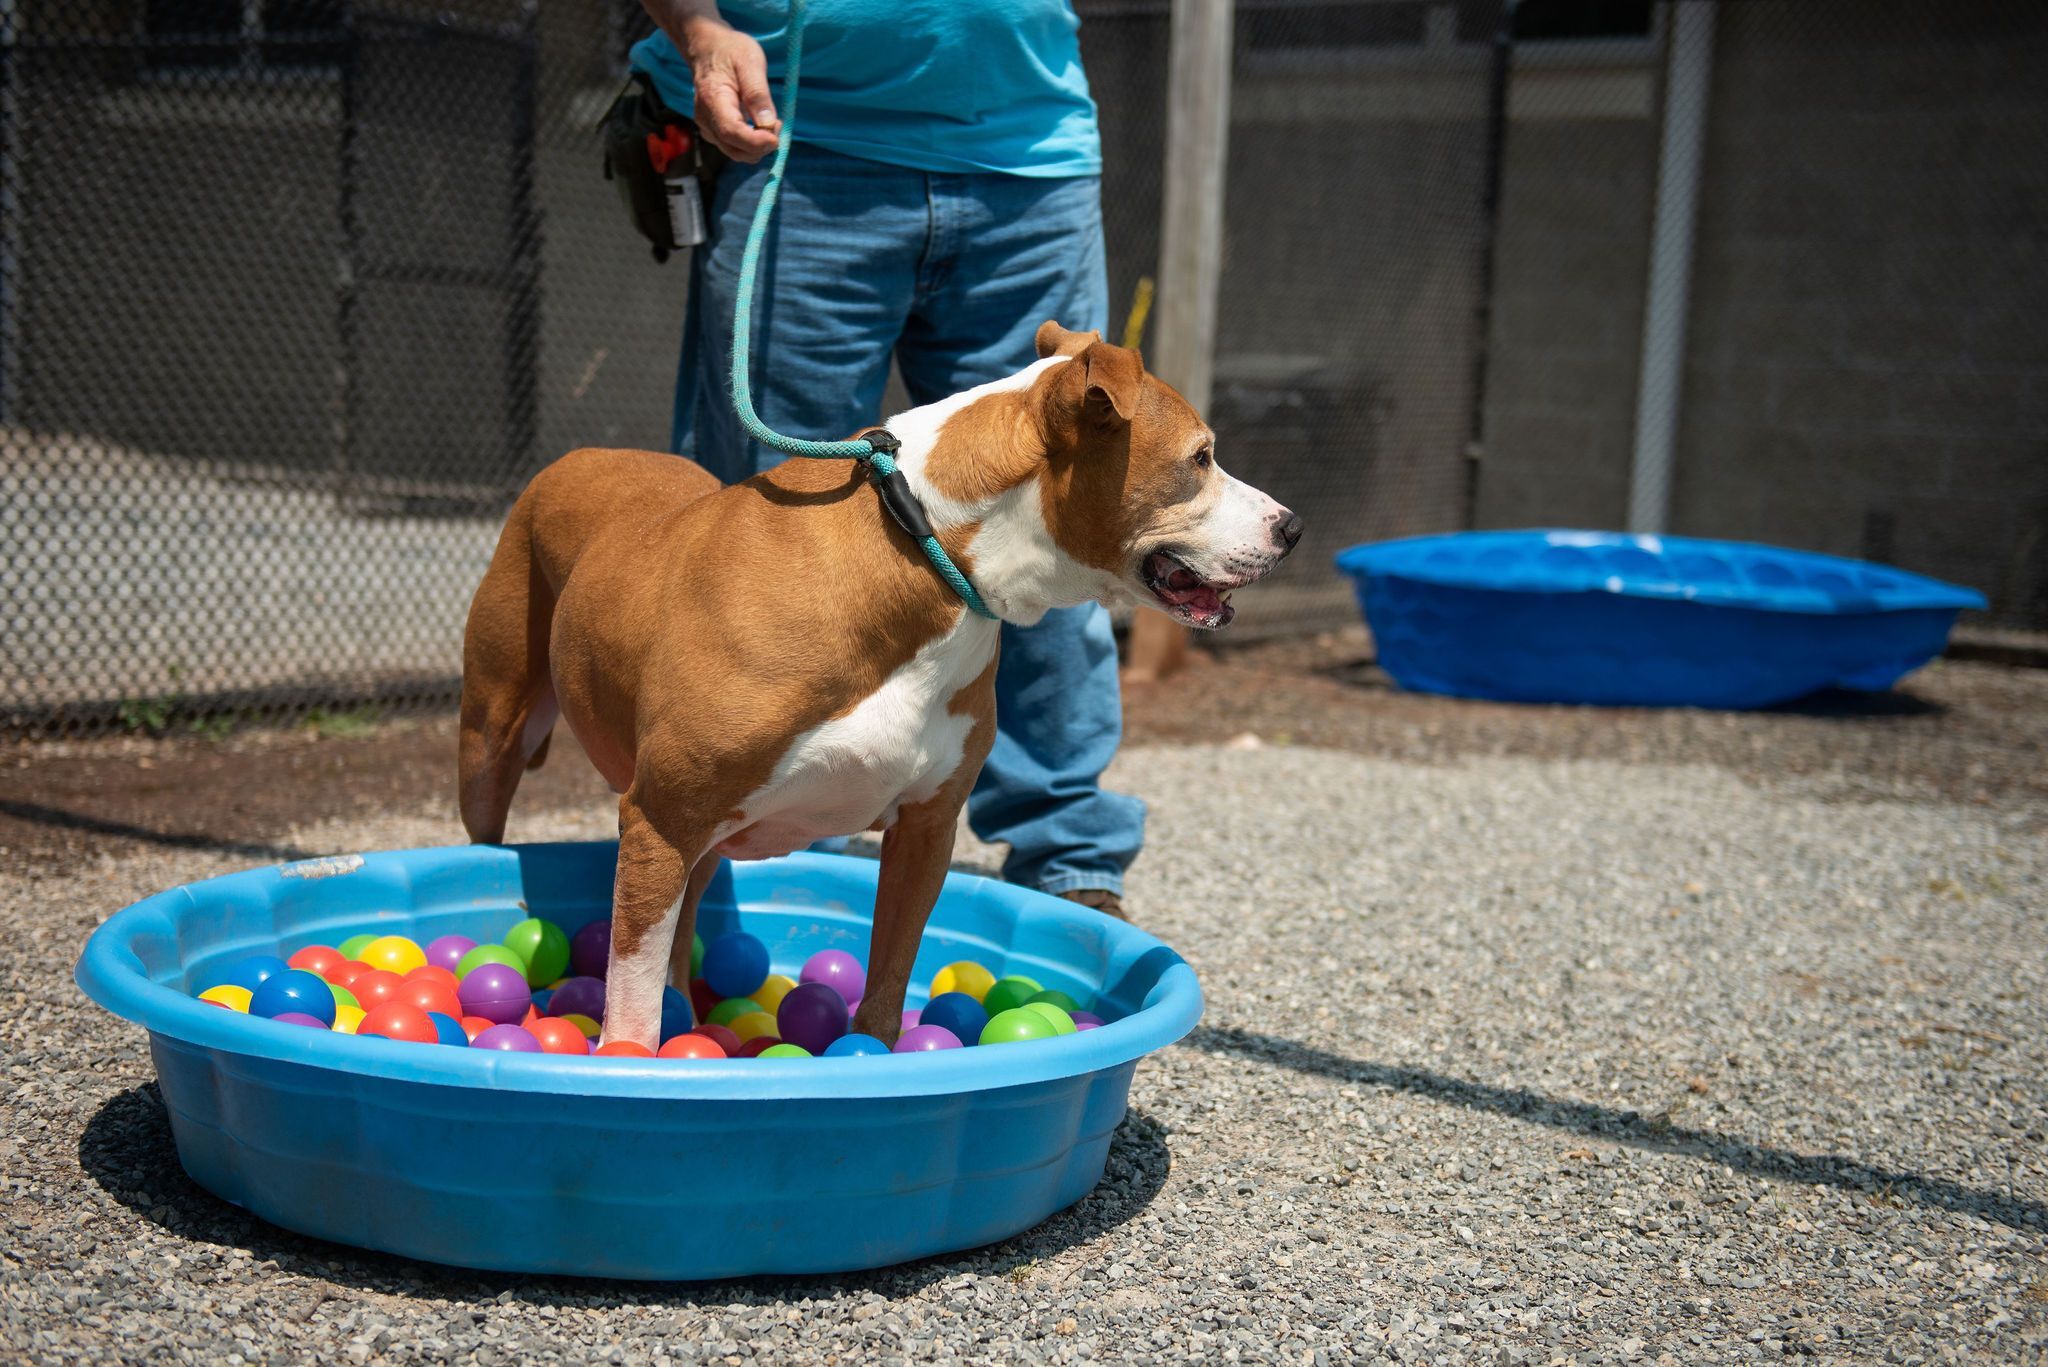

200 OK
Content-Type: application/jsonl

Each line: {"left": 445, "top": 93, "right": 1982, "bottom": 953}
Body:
{"left": 1336, "top": 530, "right": 1985, "bottom": 709}
{"left": 74, "top": 844, "right": 1201, "bottom": 1280}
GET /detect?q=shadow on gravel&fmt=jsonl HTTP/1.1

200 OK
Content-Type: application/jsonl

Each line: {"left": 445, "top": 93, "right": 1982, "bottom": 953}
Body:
{"left": 1761, "top": 689, "right": 1946, "bottom": 719}
{"left": 1187, "top": 1026, "right": 2045, "bottom": 1233}
{"left": 0, "top": 797, "right": 317, "bottom": 864}
{"left": 79, "top": 1083, "right": 1171, "bottom": 1303}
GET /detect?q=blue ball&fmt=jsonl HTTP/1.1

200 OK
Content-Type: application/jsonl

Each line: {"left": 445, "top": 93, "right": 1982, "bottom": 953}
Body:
{"left": 215, "top": 954, "right": 290, "bottom": 995}
{"left": 530, "top": 987, "right": 554, "bottom": 1014}
{"left": 659, "top": 984, "right": 695, "bottom": 1042}
{"left": 823, "top": 1033, "right": 891, "bottom": 1058}
{"left": 427, "top": 1011, "right": 471, "bottom": 1047}
{"left": 919, "top": 992, "right": 989, "bottom": 1047}
{"left": 248, "top": 969, "right": 337, "bottom": 1026}
{"left": 702, "top": 932, "right": 770, "bottom": 1000}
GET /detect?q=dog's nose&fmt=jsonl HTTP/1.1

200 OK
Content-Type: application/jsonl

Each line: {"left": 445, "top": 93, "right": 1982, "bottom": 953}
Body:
{"left": 1276, "top": 509, "right": 1303, "bottom": 552}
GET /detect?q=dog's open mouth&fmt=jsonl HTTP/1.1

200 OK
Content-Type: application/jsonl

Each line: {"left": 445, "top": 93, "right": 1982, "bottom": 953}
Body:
{"left": 1143, "top": 550, "right": 1235, "bottom": 629}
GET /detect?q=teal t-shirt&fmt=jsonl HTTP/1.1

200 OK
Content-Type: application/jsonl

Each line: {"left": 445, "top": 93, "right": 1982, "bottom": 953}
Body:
{"left": 630, "top": 0, "right": 1101, "bottom": 178}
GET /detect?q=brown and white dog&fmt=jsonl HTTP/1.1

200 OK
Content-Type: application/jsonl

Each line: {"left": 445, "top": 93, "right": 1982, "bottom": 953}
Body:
{"left": 458, "top": 322, "right": 1300, "bottom": 1049}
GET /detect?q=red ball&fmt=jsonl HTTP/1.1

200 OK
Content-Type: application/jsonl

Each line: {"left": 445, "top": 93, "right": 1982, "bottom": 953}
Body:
{"left": 521, "top": 1004, "right": 543, "bottom": 1028}
{"left": 736, "top": 1035, "right": 784, "bottom": 1058}
{"left": 352, "top": 969, "right": 404, "bottom": 1007}
{"left": 395, "top": 977, "right": 463, "bottom": 1018}
{"left": 458, "top": 1015, "right": 495, "bottom": 1041}
{"left": 658, "top": 1033, "right": 726, "bottom": 1060}
{"left": 404, "top": 964, "right": 460, "bottom": 995}
{"left": 688, "top": 977, "right": 720, "bottom": 1022}
{"left": 693, "top": 1024, "right": 742, "bottom": 1055}
{"left": 327, "top": 960, "right": 372, "bottom": 990}
{"left": 594, "top": 1040, "right": 654, "bottom": 1058}
{"left": 528, "top": 1017, "right": 590, "bottom": 1055}
{"left": 288, "top": 945, "right": 344, "bottom": 978}
{"left": 358, "top": 1002, "right": 438, "bottom": 1044}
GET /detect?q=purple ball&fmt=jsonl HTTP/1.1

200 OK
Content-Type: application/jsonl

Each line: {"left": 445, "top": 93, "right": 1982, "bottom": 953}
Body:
{"left": 798, "top": 949, "right": 866, "bottom": 1006}
{"left": 457, "top": 962, "right": 531, "bottom": 1024}
{"left": 425, "top": 934, "right": 477, "bottom": 974}
{"left": 893, "top": 1024, "right": 962, "bottom": 1053}
{"left": 548, "top": 975, "right": 606, "bottom": 1022}
{"left": 569, "top": 920, "right": 611, "bottom": 979}
{"left": 776, "top": 982, "right": 849, "bottom": 1054}
{"left": 1071, "top": 1011, "right": 1105, "bottom": 1030}
{"left": 270, "top": 1012, "right": 329, "bottom": 1029}
{"left": 899, "top": 1007, "right": 920, "bottom": 1032}
{"left": 471, "top": 1024, "right": 541, "bottom": 1052}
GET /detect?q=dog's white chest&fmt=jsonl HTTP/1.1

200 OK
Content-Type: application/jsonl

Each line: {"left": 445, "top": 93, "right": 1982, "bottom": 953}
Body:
{"left": 713, "top": 622, "right": 998, "bottom": 859}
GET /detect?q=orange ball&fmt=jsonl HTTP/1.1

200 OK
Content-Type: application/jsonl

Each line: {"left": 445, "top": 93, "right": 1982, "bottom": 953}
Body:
{"left": 288, "top": 945, "right": 344, "bottom": 978}
{"left": 521, "top": 1004, "right": 543, "bottom": 1028}
{"left": 404, "top": 964, "right": 460, "bottom": 994}
{"left": 458, "top": 1015, "right": 496, "bottom": 1041}
{"left": 327, "top": 960, "right": 372, "bottom": 990}
{"left": 358, "top": 1002, "right": 438, "bottom": 1044}
{"left": 395, "top": 977, "right": 462, "bottom": 1018}
{"left": 352, "top": 969, "right": 404, "bottom": 1008}
{"left": 527, "top": 1017, "right": 590, "bottom": 1055}
{"left": 594, "top": 1040, "right": 654, "bottom": 1058}
{"left": 657, "top": 1033, "right": 726, "bottom": 1060}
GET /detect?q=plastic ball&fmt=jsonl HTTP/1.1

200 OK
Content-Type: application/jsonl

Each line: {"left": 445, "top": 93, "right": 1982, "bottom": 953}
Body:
{"left": 893, "top": 1024, "right": 963, "bottom": 1053}
{"left": 705, "top": 996, "right": 761, "bottom": 1028}
{"left": 979, "top": 1007, "right": 1057, "bottom": 1046}
{"left": 327, "top": 960, "right": 373, "bottom": 991}
{"left": 332, "top": 1004, "right": 366, "bottom": 1034}
{"left": 900, "top": 1008, "right": 921, "bottom": 1033}
{"left": 752, "top": 973, "right": 797, "bottom": 1015}
{"left": 528, "top": 1017, "right": 591, "bottom": 1055}
{"left": 427, "top": 1012, "right": 471, "bottom": 1047}
{"left": 287, "top": 945, "right": 344, "bottom": 978}
{"left": 568, "top": 919, "right": 611, "bottom": 979}
{"left": 358, "top": 1002, "right": 438, "bottom": 1044}
{"left": 396, "top": 977, "right": 463, "bottom": 1019}
{"left": 548, "top": 975, "right": 606, "bottom": 1022}
{"left": 404, "top": 964, "right": 460, "bottom": 994}
{"left": 556, "top": 1013, "right": 602, "bottom": 1040}
{"left": 980, "top": 976, "right": 1044, "bottom": 1017}
{"left": 216, "top": 954, "right": 289, "bottom": 995}
{"left": 269, "top": 1012, "right": 329, "bottom": 1029}
{"left": 351, "top": 969, "right": 404, "bottom": 1009}
{"left": 456, "top": 944, "right": 527, "bottom": 980}
{"left": 521, "top": 1005, "right": 543, "bottom": 1028}
{"left": 458, "top": 1015, "right": 495, "bottom": 1041}
{"left": 930, "top": 961, "right": 996, "bottom": 1003}
{"left": 471, "top": 1024, "right": 541, "bottom": 1052}
{"left": 823, "top": 1033, "right": 891, "bottom": 1058}
{"left": 424, "top": 934, "right": 476, "bottom": 974}
{"left": 1071, "top": 1011, "right": 1105, "bottom": 1030}
{"left": 359, "top": 935, "right": 427, "bottom": 976}
{"left": 326, "top": 982, "right": 360, "bottom": 1011}
{"left": 658, "top": 1033, "right": 726, "bottom": 1060}
{"left": 456, "top": 962, "right": 532, "bottom": 1024}
{"left": 337, "top": 933, "right": 376, "bottom": 959}
{"left": 1022, "top": 1001, "right": 1077, "bottom": 1035}
{"left": 530, "top": 987, "right": 554, "bottom": 1015}
{"left": 595, "top": 1039, "right": 655, "bottom": 1058}
{"left": 197, "top": 984, "right": 253, "bottom": 1012}
{"left": 693, "top": 1024, "right": 742, "bottom": 1055}
{"left": 1026, "top": 989, "right": 1085, "bottom": 1015}
{"left": 502, "top": 918, "right": 571, "bottom": 986}
{"left": 776, "top": 982, "right": 850, "bottom": 1054}
{"left": 728, "top": 1010, "right": 780, "bottom": 1044}
{"left": 250, "top": 969, "right": 338, "bottom": 1026}
{"left": 688, "top": 977, "right": 720, "bottom": 1022}
{"left": 918, "top": 992, "right": 989, "bottom": 1047}
{"left": 799, "top": 949, "right": 866, "bottom": 1006}
{"left": 691, "top": 932, "right": 705, "bottom": 980}
{"left": 759, "top": 1043, "right": 811, "bottom": 1059}
{"left": 735, "top": 1035, "right": 786, "bottom": 1058}
{"left": 702, "top": 931, "right": 770, "bottom": 1000}
{"left": 659, "top": 985, "right": 695, "bottom": 1042}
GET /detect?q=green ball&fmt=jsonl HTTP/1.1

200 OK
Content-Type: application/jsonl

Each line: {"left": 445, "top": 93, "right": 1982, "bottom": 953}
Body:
{"left": 706, "top": 997, "right": 762, "bottom": 1027}
{"left": 502, "top": 917, "right": 570, "bottom": 986}
{"left": 326, "top": 983, "right": 360, "bottom": 1010}
{"left": 759, "top": 1043, "right": 811, "bottom": 1059}
{"left": 456, "top": 944, "right": 527, "bottom": 980}
{"left": 338, "top": 933, "right": 376, "bottom": 960}
{"left": 1026, "top": 989, "right": 1085, "bottom": 1016}
{"left": 980, "top": 1006, "right": 1058, "bottom": 1046}
{"left": 1022, "top": 1001, "right": 1077, "bottom": 1035}
{"left": 691, "top": 932, "right": 705, "bottom": 979}
{"left": 980, "top": 976, "right": 1044, "bottom": 1017}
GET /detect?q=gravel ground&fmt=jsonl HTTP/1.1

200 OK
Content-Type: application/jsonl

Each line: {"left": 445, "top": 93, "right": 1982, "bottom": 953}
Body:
{"left": 5, "top": 744, "right": 2046, "bottom": 1364}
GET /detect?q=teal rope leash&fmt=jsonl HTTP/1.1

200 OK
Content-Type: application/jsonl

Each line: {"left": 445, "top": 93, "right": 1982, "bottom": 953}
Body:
{"left": 727, "top": 0, "right": 998, "bottom": 620}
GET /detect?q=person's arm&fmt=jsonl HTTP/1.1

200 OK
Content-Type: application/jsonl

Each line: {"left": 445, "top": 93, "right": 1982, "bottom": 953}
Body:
{"left": 639, "top": 0, "right": 782, "bottom": 163}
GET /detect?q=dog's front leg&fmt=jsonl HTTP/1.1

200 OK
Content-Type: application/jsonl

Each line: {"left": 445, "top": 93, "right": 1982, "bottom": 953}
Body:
{"left": 602, "top": 790, "right": 705, "bottom": 1051}
{"left": 850, "top": 794, "right": 962, "bottom": 1046}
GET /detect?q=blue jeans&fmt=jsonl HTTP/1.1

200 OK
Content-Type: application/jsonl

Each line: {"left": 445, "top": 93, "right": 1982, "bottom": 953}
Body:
{"left": 669, "top": 143, "right": 1145, "bottom": 897}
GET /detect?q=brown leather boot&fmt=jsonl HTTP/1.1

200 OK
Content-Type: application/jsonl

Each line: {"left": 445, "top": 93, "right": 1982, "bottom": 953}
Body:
{"left": 1058, "top": 887, "right": 1128, "bottom": 921}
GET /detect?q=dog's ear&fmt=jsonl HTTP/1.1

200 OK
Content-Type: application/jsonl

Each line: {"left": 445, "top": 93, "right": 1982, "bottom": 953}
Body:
{"left": 1077, "top": 339, "right": 1144, "bottom": 424}
{"left": 1035, "top": 320, "right": 1100, "bottom": 360}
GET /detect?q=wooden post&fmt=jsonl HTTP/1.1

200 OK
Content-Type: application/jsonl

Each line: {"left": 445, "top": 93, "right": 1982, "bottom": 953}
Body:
{"left": 1126, "top": 0, "right": 1233, "bottom": 684}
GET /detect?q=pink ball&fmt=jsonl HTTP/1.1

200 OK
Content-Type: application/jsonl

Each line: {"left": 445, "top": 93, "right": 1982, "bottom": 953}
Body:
{"left": 892, "top": 1024, "right": 962, "bottom": 1053}
{"left": 798, "top": 949, "right": 866, "bottom": 1006}
{"left": 425, "top": 934, "right": 476, "bottom": 974}
{"left": 270, "top": 1012, "right": 329, "bottom": 1029}
{"left": 1072, "top": 1011, "right": 1105, "bottom": 1030}
{"left": 899, "top": 1008, "right": 920, "bottom": 1033}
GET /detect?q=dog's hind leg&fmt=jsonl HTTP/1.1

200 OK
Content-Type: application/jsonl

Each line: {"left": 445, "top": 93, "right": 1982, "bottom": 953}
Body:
{"left": 458, "top": 498, "right": 560, "bottom": 844}
{"left": 667, "top": 855, "right": 721, "bottom": 991}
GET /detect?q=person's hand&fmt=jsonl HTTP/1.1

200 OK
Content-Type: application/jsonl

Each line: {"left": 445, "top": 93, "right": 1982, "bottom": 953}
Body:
{"left": 678, "top": 14, "right": 781, "bottom": 163}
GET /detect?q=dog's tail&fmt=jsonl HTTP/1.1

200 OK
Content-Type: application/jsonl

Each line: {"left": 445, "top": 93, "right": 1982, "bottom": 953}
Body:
{"left": 458, "top": 490, "right": 559, "bottom": 843}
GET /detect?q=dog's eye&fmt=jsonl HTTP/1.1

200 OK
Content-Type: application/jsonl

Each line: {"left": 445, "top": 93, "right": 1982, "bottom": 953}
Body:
{"left": 1193, "top": 447, "right": 1213, "bottom": 470}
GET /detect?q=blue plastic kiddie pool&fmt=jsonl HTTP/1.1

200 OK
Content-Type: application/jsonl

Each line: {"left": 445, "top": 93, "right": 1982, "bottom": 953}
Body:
{"left": 75, "top": 843, "right": 1201, "bottom": 1280}
{"left": 1335, "top": 530, "right": 1985, "bottom": 709}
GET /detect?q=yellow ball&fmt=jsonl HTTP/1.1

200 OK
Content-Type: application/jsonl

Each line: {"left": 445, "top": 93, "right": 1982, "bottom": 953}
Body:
{"left": 332, "top": 1004, "right": 366, "bottom": 1034}
{"left": 198, "top": 985, "right": 252, "bottom": 1012}
{"left": 752, "top": 974, "right": 797, "bottom": 1014}
{"left": 930, "top": 961, "right": 996, "bottom": 1003}
{"left": 359, "top": 935, "right": 426, "bottom": 976}
{"left": 729, "top": 1010, "right": 780, "bottom": 1044}
{"left": 558, "top": 1012, "right": 601, "bottom": 1040}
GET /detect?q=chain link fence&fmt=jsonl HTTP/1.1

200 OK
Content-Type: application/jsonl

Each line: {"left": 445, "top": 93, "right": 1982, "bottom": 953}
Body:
{"left": 3, "top": 0, "right": 2043, "bottom": 736}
